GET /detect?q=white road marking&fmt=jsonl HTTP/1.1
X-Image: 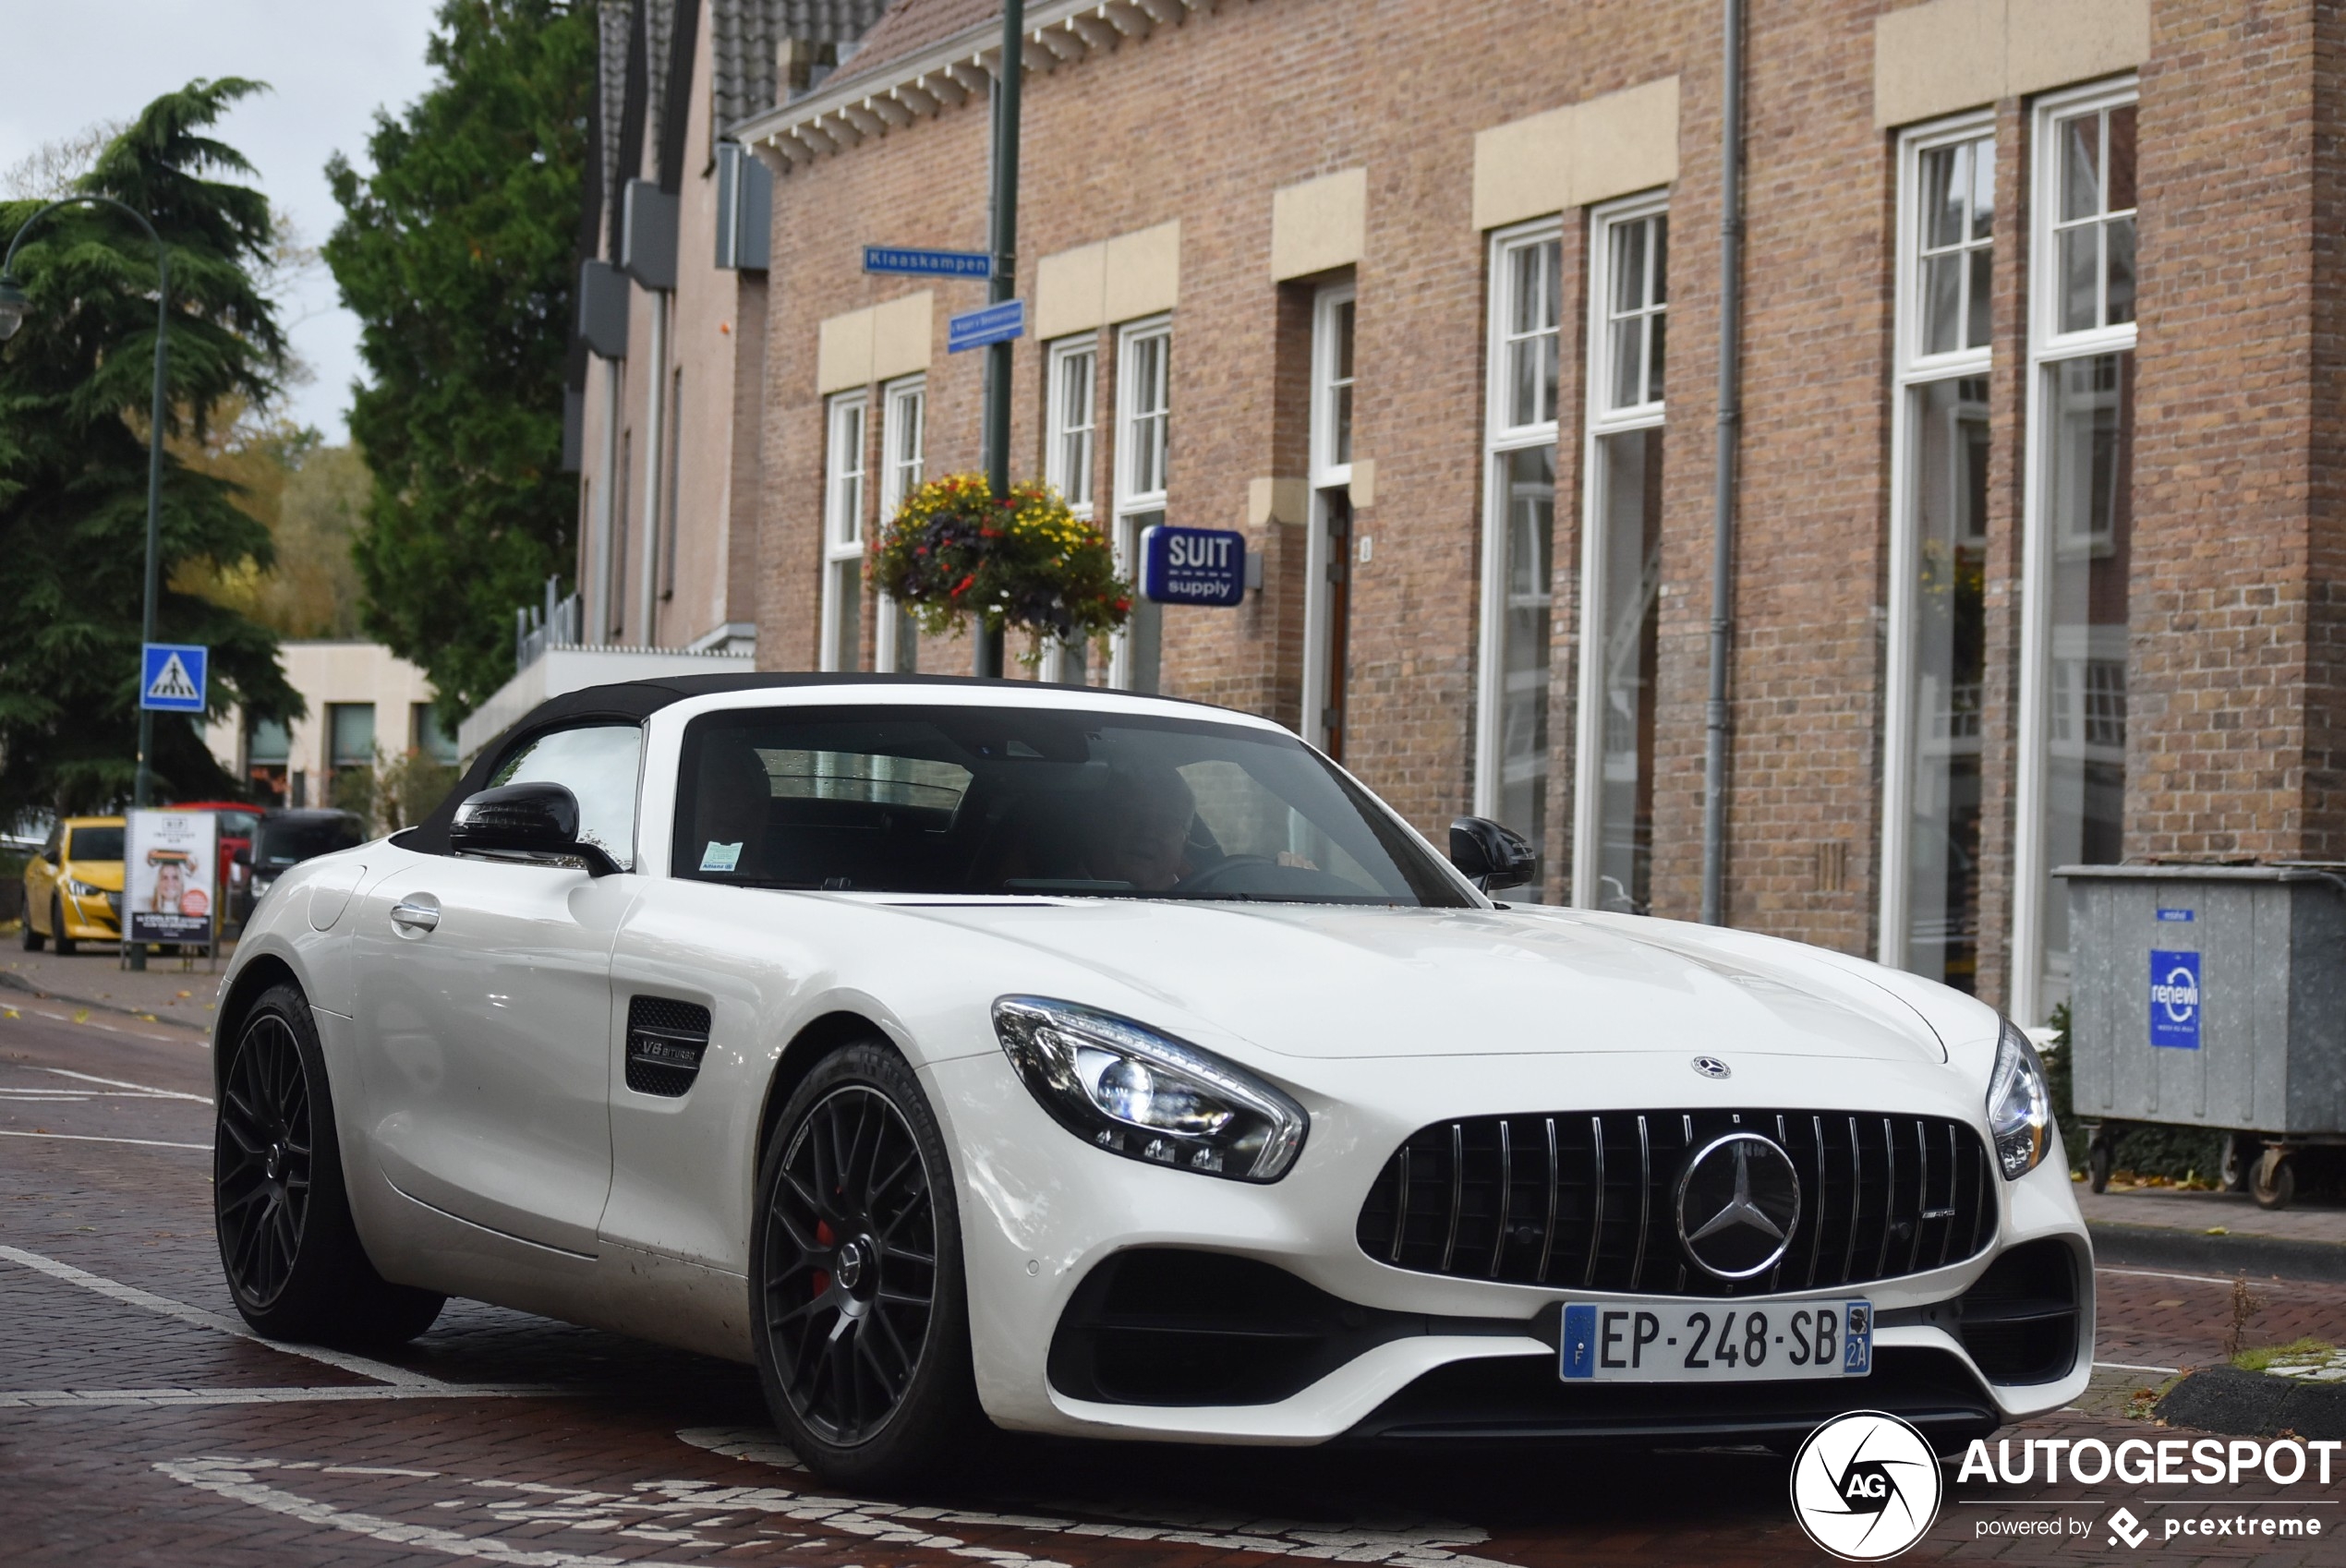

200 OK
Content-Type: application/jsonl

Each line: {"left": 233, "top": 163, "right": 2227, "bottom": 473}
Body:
{"left": 667, "top": 1429, "right": 1514, "bottom": 1567}
{"left": 2096, "top": 1264, "right": 2251, "bottom": 1288}
{"left": 0, "top": 1244, "right": 443, "bottom": 1388}
{"left": 27, "top": 1065, "right": 212, "bottom": 1102}
{"left": 157, "top": 1459, "right": 636, "bottom": 1567}
{"left": 0, "top": 1128, "right": 210, "bottom": 1151}
{"left": 2094, "top": 1360, "right": 2182, "bottom": 1375}
{"left": 0, "top": 1385, "right": 568, "bottom": 1408}
{"left": 160, "top": 1454, "right": 1518, "bottom": 1568}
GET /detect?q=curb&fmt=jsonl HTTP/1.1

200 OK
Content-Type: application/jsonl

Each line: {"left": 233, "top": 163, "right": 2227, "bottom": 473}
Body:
{"left": 0, "top": 970, "right": 212, "bottom": 1036}
{"left": 2156, "top": 1364, "right": 2346, "bottom": 1440}
{"left": 2090, "top": 1219, "right": 2346, "bottom": 1285}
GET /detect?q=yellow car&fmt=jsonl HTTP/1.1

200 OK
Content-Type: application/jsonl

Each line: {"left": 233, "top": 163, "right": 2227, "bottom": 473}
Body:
{"left": 21, "top": 815, "right": 124, "bottom": 955}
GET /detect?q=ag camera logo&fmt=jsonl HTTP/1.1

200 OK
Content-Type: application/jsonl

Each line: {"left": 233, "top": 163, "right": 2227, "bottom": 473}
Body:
{"left": 1790, "top": 1411, "right": 1943, "bottom": 1561}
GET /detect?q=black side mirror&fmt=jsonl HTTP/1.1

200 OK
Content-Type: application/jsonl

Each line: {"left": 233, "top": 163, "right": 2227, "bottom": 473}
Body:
{"left": 450, "top": 782, "right": 621, "bottom": 875}
{"left": 1448, "top": 815, "right": 1535, "bottom": 893}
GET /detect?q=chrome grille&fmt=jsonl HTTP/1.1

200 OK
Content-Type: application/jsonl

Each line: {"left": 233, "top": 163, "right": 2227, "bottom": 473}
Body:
{"left": 1356, "top": 1108, "right": 1995, "bottom": 1297}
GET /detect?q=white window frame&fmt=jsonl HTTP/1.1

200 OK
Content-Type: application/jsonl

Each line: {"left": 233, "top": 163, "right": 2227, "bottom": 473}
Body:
{"left": 1880, "top": 111, "right": 1996, "bottom": 974}
{"left": 1302, "top": 283, "right": 1357, "bottom": 750}
{"left": 1569, "top": 192, "right": 1669, "bottom": 909}
{"left": 819, "top": 390, "right": 867, "bottom": 672}
{"left": 1046, "top": 334, "right": 1098, "bottom": 518}
{"left": 1109, "top": 315, "right": 1171, "bottom": 691}
{"left": 1472, "top": 216, "right": 1565, "bottom": 823}
{"left": 2012, "top": 76, "right": 2139, "bottom": 1026}
{"left": 874, "top": 376, "right": 925, "bottom": 672}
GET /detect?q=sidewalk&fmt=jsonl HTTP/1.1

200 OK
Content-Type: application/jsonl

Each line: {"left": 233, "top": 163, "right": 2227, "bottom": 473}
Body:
{"left": 0, "top": 944, "right": 226, "bottom": 1031}
{"left": 2077, "top": 1180, "right": 2346, "bottom": 1282}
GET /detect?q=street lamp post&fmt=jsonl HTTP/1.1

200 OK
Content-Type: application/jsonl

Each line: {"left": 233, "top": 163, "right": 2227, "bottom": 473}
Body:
{"left": 0, "top": 197, "right": 173, "bottom": 971}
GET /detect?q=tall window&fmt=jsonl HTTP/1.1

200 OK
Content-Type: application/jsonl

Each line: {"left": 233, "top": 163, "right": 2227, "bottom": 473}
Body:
{"left": 1883, "top": 116, "right": 1994, "bottom": 992}
{"left": 821, "top": 392, "right": 867, "bottom": 672}
{"left": 1112, "top": 319, "right": 1170, "bottom": 693}
{"left": 1306, "top": 283, "right": 1357, "bottom": 754}
{"left": 1046, "top": 336, "right": 1097, "bottom": 516}
{"left": 1046, "top": 336, "right": 1098, "bottom": 683}
{"left": 1571, "top": 199, "right": 1668, "bottom": 913}
{"left": 328, "top": 703, "right": 376, "bottom": 778}
{"left": 1473, "top": 221, "right": 1563, "bottom": 897}
{"left": 876, "top": 378, "right": 925, "bottom": 673}
{"left": 2016, "top": 81, "right": 2138, "bottom": 1023}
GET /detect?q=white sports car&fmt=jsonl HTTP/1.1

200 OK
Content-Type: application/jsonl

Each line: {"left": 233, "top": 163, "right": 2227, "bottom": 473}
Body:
{"left": 211, "top": 675, "right": 2091, "bottom": 1484}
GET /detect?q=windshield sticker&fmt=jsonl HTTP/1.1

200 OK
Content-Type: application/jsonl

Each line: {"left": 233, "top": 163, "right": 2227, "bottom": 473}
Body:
{"left": 700, "top": 841, "right": 744, "bottom": 873}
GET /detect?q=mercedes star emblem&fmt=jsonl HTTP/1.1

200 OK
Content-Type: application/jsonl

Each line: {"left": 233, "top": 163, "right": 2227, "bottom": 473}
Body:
{"left": 1675, "top": 1130, "right": 1802, "bottom": 1280}
{"left": 1690, "top": 1055, "right": 1731, "bottom": 1080}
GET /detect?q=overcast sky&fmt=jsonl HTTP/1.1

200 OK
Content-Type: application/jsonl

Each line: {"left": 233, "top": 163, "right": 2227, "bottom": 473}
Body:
{"left": 0, "top": 0, "right": 448, "bottom": 441}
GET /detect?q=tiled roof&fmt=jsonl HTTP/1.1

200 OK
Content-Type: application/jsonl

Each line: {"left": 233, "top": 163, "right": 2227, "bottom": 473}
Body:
{"left": 826, "top": 0, "right": 999, "bottom": 92}
{"left": 712, "top": 0, "right": 896, "bottom": 131}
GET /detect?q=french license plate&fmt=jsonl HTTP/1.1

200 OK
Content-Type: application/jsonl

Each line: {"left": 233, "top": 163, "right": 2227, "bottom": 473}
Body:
{"left": 1560, "top": 1299, "right": 1872, "bottom": 1382}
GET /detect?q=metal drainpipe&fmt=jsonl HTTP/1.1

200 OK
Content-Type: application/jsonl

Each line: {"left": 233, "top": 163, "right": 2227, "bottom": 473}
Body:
{"left": 594, "top": 356, "right": 621, "bottom": 645}
{"left": 1699, "top": 0, "right": 1745, "bottom": 927}
{"left": 637, "top": 288, "right": 670, "bottom": 646}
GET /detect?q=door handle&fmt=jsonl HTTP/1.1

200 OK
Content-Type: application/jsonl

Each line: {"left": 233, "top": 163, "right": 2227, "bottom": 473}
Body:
{"left": 389, "top": 898, "right": 441, "bottom": 934}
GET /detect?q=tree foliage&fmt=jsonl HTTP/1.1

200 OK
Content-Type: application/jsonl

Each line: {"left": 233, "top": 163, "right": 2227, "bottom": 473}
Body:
{"left": 0, "top": 79, "right": 299, "bottom": 819}
{"left": 175, "top": 412, "right": 370, "bottom": 639}
{"left": 327, "top": 0, "right": 592, "bottom": 720}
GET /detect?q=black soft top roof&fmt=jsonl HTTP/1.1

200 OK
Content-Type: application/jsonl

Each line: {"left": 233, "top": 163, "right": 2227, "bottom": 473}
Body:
{"left": 407, "top": 672, "right": 1186, "bottom": 855}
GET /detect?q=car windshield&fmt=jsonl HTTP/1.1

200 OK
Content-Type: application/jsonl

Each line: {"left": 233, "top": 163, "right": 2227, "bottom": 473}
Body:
{"left": 67, "top": 826, "right": 124, "bottom": 861}
{"left": 216, "top": 811, "right": 260, "bottom": 838}
{"left": 673, "top": 705, "right": 1470, "bottom": 906}
{"left": 257, "top": 815, "right": 363, "bottom": 868}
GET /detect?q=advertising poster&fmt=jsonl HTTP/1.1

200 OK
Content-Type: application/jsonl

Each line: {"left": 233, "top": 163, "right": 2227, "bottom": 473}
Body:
{"left": 126, "top": 809, "right": 218, "bottom": 947}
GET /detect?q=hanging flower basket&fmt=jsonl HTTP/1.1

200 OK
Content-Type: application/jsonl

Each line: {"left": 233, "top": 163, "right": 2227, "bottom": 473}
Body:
{"left": 869, "top": 474, "right": 1131, "bottom": 651}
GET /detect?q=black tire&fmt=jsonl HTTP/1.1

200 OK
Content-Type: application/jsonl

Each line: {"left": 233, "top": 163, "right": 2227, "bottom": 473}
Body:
{"left": 51, "top": 899, "right": 74, "bottom": 957}
{"left": 214, "top": 982, "right": 446, "bottom": 1348}
{"left": 750, "top": 1040, "right": 984, "bottom": 1487}
{"left": 20, "top": 903, "right": 42, "bottom": 950}
{"left": 2221, "top": 1133, "right": 2255, "bottom": 1194}
{"left": 2253, "top": 1150, "right": 2297, "bottom": 1212}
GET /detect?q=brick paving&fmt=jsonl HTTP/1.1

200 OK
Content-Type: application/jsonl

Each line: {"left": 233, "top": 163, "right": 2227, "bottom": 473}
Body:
{"left": 5, "top": 1008, "right": 2345, "bottom": 1566}
{"left": 0, "top": 943, "right": 232, "bottom": 1025}
{"left": 2078, "top": 1186, "right": 2346, "bottom": 1250}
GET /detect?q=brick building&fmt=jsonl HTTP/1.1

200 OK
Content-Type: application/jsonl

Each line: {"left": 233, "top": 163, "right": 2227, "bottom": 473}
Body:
{"left": 561, "top": 0, "right": 2342, "bottom": 1031}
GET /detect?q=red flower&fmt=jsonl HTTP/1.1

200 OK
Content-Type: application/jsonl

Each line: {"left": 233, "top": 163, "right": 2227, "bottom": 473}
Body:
{"left": 1113, "top": 597, "right": 1131, "bottom": 613}
{"left": 951, "top": 574, "right": 975, "bottom": 597}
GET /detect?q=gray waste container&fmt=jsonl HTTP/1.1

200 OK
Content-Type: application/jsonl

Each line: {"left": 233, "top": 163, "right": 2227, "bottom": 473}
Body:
{"left": 2058, "top": 863, "right": 2346, "bottom": 1209}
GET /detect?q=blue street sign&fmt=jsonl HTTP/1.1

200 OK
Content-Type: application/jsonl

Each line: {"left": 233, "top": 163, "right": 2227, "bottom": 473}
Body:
{"left": 1139, "top": 525, "right": 1247, "bottom": 607}
{"left": 2150, "top": 949, "right": 2202, "bottom": 1049}
{"left": 865, "top": 245, "right": 992, "bottom": 279}
{"left": 139, "top": 643, "right": 208, "bottom": 713}
{"left": 948, "top": 298, "right": 1025, "bottom": 354}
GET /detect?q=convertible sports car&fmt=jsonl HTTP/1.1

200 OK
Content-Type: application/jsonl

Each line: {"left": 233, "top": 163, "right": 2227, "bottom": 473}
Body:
{"left": 211, "top": 673, "right": 2091, "bottom": 1484}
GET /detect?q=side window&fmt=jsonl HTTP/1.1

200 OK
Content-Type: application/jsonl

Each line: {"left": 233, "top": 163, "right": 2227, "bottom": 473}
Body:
{"left": 487, "top": 724, "right": 645, "bottom": 869}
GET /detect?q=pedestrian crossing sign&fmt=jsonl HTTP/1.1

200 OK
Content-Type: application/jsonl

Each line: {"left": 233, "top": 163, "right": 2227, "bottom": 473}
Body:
{"left": 140, "top": 643, "right": 208, "bottom": 713}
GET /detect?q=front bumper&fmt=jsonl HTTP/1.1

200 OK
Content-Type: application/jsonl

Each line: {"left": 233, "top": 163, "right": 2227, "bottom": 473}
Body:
{"left": 923, "top": 1046, "right": 2094, "bottom": 1447}
{"left": 57, "top": 892, "right": 121, "bottom": 939}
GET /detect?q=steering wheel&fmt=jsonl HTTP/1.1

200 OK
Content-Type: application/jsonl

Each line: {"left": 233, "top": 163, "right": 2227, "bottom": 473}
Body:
{"left": 1168, "top": 854, "right": 1279, "bottom": 895}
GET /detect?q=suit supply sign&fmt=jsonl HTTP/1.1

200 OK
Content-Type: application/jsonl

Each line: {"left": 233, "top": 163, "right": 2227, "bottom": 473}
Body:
{"left": 1139, "top": 525, "right": 1247, "bottom": 608}
{"left": 2150, "top": 949, "right": 2201, "bottom": 1050}
{"left": 127, "top": 810, "right": 217, "bottom": 947}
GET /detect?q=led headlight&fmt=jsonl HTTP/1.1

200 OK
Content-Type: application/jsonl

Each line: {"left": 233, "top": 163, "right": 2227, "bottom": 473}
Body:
{"left": 993, "top": 996, "right": 1308, "bottom": 1182}
{"left": 64, "top": 878, "right": 102, "bottom": 898}
{"left": 1987, "top": 1018, "right": 2051, "bottom": 1180}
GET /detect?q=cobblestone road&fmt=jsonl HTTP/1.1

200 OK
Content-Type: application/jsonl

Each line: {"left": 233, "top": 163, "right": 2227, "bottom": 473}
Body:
{"left": 5, "top": 1004, "right": 2343, "bottom": 1567}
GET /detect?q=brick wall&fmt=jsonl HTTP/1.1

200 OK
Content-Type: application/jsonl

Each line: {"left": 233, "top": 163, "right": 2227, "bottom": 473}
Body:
{"left": 745, "top": 0, "right": 2339, "bottom": 1016}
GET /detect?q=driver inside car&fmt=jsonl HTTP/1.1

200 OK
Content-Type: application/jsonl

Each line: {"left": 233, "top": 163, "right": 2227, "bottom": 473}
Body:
{"left": 1075, "top": 763, "right": 1198, "bottom": 891}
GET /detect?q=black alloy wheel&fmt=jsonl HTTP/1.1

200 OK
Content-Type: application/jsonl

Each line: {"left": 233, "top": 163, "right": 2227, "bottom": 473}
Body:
{"left": 216, "top": 1007, "right": 315, "bottom": 1309}
{"left": 212, "top": 983, "right": 445, "bottom": 1345}
{"left": 752, "top": 1042, "right": 980, "bottom": 1484}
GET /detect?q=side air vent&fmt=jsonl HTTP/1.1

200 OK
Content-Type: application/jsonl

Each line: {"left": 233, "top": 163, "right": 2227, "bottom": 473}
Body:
{"left": 626, "top": 996, "right": 711, "bottom": 1097}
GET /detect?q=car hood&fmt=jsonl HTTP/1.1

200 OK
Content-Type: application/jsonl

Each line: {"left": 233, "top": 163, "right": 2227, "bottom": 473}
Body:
{"left": 889, "top": 899, "right": 1948, "bottom": 1065}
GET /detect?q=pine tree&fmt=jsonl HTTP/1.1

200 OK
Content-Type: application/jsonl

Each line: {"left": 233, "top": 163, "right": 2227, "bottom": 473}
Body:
{"left": 0, "top": 79, "right": 299, "bottom": 819}
{"left": 327, "top": 0, "right": 593, "bottom": 720}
